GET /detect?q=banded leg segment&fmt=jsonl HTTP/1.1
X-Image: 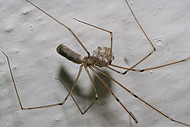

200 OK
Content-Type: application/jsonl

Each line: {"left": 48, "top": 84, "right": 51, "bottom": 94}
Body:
{"left": 123, "top": 50, "right": 156, "bottom": 74}
{"left": 122, "top": 0, "right": 157, "bottom": 73}
{"left": 89, "top": 66, "right": 138, "bottom": 123}
{"left": 55, "top": 65, "right": 98, "bottom": 115}
{"left": 123, "top": 0, "right": 190, "bottom": 75}
{"left": 109, "top": 57, "right": 190, "bottom": 73}
{"left": 138, "top": 57, "right": 190, "bottom": 72}
{"left": 94, "top": 65, "right": 190, "bottom": 127}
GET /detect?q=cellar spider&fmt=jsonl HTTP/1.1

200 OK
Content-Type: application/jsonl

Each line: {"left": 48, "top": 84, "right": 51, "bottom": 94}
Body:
{"left": 2, "top": 0, "right": 190, "bottom": 126}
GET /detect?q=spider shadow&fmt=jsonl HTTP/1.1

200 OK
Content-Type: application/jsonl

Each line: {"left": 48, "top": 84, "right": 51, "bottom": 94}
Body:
{"left": 57, "top": 65, "right": 130, "bottom": 126}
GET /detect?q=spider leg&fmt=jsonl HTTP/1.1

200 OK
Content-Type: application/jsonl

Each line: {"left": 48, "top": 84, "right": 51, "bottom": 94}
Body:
{"left": 2, "top": 51, "right": 65, "bottom": 110}
{"left": 89, "top": 66, "right": 138, "bottom": 123}
{"left": 109, "top": 0, "right": 190, "bottom": 75}
{"left": 109, "top": 57, "right": 190, "bottom": 73}
{"left": 122, "top": 0, "right": 157, "bottom": 74}
{"left": 55, "top": 66, "right": 98, "bottom": 115}
{"left": 25, "top": 0, "right": 90, "bottom": 56}
{"left": 60, "top": 65, "right": 83, "bottom": 104}
{"left": 93, "top": 65, "right": 190, "bottom": 126}
{"left": 73, "top": 18, "right": 113, "bottom": 62}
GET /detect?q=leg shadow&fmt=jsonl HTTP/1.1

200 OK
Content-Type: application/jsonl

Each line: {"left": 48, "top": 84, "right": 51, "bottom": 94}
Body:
{"left": 57, "top": 65, "right": 128, "bottom": 126}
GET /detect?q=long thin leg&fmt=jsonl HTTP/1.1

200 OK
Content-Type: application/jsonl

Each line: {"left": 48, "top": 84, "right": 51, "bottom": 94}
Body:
{"left": 89, "top": 66, "right": 138, "bottom": 123}
{"left": 83, "top": 66, "right": 99, "bottom": 114}
{"left": 136, "top": 57, "right": 190, "bottom": 72}
{"left": 125, "top": 0, "right": 156, "bottom": 50}
{"left": 55, "top": 78, "right": 84, "bottom": 114}
{"left": 55, "top": 66, "right": 98, "bottom": 115}
{"left": 2, "top": 51, "right": 64, "bottom": 110}
{"left": 109, "top": 57, "right": 190, "bottom": 73}
{"left": 109, "top": 64, "right": 141, "bottom": 72}
{"left": 60, "top": 65, "right": 83, "bottom": 104}
{"left": 73, "top": 18, "right": 113, "bottom": 62}
{"left": 93, "top": 65, "right": 190, "bottom": 127}
{"left": 25, "top": 0, "right": 90, "bottom": 56}
{"left": 123, "top": 50, "right": 156, "bottom": 74}
{"left": 22, "top": 64, "right": 83, "bottom": 109}
{"left": 122, "top": 0, "right": 157, "bottom": 74}
{"left": 24, "top": 65, "right": 83, "bottom": 110}
{"left": 106, "top": 65, "right": 140, "bottom": 75}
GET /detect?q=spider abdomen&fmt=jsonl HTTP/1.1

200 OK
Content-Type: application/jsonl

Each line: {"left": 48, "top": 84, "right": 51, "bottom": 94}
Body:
{"left": 57, "top": 44, "right": 83, "bottom": 64}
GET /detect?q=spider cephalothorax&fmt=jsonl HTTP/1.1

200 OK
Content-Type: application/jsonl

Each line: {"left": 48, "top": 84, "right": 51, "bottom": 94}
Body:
{"left": 83, "top": 46, "right": 114, "bottom": 67}
{"left": 91, "top": 46, "right": 114, "bottom": 66}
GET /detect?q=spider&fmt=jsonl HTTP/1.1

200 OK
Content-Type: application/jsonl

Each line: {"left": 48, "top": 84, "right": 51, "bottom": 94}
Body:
{"left": 2, "top": 0, "right": 190, "bottom": 126}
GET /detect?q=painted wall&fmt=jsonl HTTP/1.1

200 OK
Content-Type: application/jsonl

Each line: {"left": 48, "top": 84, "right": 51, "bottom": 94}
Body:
{"left": 0, "top": 0, "right": 190, "bottom": 127}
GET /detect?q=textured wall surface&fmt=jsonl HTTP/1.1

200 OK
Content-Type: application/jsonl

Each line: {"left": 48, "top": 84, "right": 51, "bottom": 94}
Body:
{"left": 0, "top": 0, "right": 190, "bottom": 127}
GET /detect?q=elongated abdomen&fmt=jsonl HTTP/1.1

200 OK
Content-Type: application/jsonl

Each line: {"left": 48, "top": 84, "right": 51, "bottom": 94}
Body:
{"left": 57, "top": 44, "right": 83, "bottom": 64}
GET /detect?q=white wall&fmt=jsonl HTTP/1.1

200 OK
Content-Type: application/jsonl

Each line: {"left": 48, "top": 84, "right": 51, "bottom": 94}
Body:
{"left": 0, "top": 0, "right": 190, "bottom": 127}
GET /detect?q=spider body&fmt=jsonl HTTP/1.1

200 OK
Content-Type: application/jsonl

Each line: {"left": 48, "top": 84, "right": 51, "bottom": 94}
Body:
{"left": 57, "top": 44, "right": 114, "bottom": 67}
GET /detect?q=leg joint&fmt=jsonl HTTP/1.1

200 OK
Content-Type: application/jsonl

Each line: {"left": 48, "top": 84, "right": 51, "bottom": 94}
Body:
{"left": 58, "top": 103, "right": 63, "bottom": 105}
{"left": 116, "top": 98, "right": 120, "bottom": 102}
{"left": 133, "top": 94, "right": 138, "bottom": 98}
{"left": 95, "top": 92, "right": 98, "bottom": 100}
{"left": 140, "top": 69, "right": 144, "bottom": 72}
